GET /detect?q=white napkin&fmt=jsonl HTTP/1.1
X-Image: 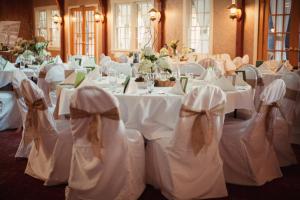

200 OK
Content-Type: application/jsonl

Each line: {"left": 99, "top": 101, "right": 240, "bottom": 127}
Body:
{"left": 211, "top": 76, "right": 236, "bottom": 91}
{"left": 257, "top": 63, "right": 274, "bottom": 74}
{"left": 125, "top": 79, "right": 138, "bottom": 94}
{"left": 203, "top": 68, "right": 217, "bottom": 82}
{"left": 3, "top": 61, "right": 17, "bottom": 71}
{"left": 277, "top": 63, "right": 290, "bottom": 74}
{"left": 169, "top": 80, "right": 185, "bottom": 95}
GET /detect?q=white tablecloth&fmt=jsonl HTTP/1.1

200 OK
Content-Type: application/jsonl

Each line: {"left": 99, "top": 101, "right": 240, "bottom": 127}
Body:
{"left": 58, "top": 78, "right": 254, "bottom": 137}
{"left": 261, "top": 73, "right": 282, "bottom": 86}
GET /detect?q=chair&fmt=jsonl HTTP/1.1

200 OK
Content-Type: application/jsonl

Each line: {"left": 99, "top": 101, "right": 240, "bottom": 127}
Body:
{"left": 273, "top": 72, "right": 299, "bottom": 165}
{"left": 20, "top": 79, "right": 72, "bottom": 186}
{"left": 291, "top": 70, "right": 300, "bottom": 144}
{"left": 219, "top": 79, "right": 284, "bottom": 186}
{"left": 0, "top": 71, "right": 22, "bottom": 131}
{"left": 12, "top": 71, "right": 30, "bottom": 157}
{"left": 66, "top": 86, "right": 145, "bottom": 200}
{"left": 179, "top": 63, "right": 206, "bottom": 77}
{"left": 146, "top": 85, "right": 228, "bottom": 199}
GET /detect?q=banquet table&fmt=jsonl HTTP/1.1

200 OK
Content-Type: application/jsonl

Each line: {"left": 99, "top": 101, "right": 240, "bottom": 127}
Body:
{"left": 57, "top": 77, "right": 254, "bottom": 139}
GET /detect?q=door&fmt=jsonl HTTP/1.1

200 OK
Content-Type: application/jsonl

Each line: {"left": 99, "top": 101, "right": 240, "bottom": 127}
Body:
{"left": 261, "top": 0, "right": 300, "bottom": 68}
{"left": 70, "top": 6, "right": 97, "bottom": 58}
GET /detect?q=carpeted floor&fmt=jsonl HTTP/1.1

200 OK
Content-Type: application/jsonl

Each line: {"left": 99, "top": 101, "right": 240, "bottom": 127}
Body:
{"left": 0, "top": 129, "right": 300, "bottom": 200}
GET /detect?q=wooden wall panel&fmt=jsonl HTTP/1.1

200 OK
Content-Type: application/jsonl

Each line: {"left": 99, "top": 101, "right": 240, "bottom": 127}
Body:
{"left": 0, "top": 0, "right": 34, "bottom": 40}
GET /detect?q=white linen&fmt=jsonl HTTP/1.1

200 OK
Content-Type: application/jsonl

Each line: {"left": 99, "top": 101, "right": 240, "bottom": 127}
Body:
{"left": 178, "top": 62, "right": 206, "bottom": 77}
{"left": 169, "top": 79, "right": 185, "bottom": 95}
{"left": 22, "top": 79, "right": 72, "bottom": 186}
{"left": 124, "top": 78, "right": 138, "bottom": 94}
{"left": 66, "top": 86, "right": 145, "bottom": 200}
{"left": 146, "top": 85, "right": 228, "bottom": 199}
{"left": 211, "top": 76, "right": 236, "bottom": 91}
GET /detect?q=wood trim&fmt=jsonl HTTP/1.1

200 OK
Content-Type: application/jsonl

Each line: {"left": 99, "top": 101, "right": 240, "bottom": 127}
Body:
{"left": 99, "top": 0, "right": 108, "bottom": 55}
{"left": 55, "top": 0, "right": 65, "bottom": 62}
{"left": 155, "top": 0, "right": 165, "bottom": 51}
{"left": 236, "top": 0, "right": 245, "bottom": 57}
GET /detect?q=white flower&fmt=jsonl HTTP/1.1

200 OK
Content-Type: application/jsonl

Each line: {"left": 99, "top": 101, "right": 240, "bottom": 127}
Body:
{"left": 143, "top": 47, "right": 155, "bottom": 57}
{"left": 156, "top": 57, "right": 171, "bottom": 70}
{"left": 139, "top": 59, "right": 156, "bottom": 73}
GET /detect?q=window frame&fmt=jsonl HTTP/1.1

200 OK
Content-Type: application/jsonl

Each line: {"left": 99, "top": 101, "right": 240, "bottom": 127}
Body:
{"left": 34, "top": 6, "right": 61, "bottom": 50}
{"left": 111, "top": 0, "right": 154, "bottom": 52}
{"left": 182, "top": 0, "right": 214, "bottom": 54}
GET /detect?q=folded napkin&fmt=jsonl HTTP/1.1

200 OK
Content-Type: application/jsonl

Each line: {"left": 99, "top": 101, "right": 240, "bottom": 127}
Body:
{"left": 211, "top": 76, "right": 236, "bottom": 91}
{"left": 169, "top": 80, "right": 185, "bottom": 95}
{"left": 3, "top": 61, "right": 17, "bottom": 71}
{"left": 257, "top": 63, "right": 275, "bottom": 74}
{"left": 54, "top": 55, "right": 63, "bottom": 64}
{"left": 74, "top": 72, "right": 86, "bottom": 88}
{"left": 124, "top": 78, "right": 138, "bottom": 94}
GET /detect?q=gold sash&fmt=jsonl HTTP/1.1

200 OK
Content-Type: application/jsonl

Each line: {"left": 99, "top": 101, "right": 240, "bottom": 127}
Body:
{"left": 70, "top": 107, "right": 120, "bottom": 160}
{"left": 179, "top": 103, "right": 224, "bottom": 155}
{"left": 257, "top": 77, "right": 264, "bottom": 86}
{"left": 38, "top": 70, "right": 46, "bottom": 78}
{"left": 258, "top": 101, "right": 287, "bottom": 143}
{"left": 24, "top": 98, "right": 48, "bottom": 151}
{"left": 246, "top": 79, "right": 257, "bottom": 88}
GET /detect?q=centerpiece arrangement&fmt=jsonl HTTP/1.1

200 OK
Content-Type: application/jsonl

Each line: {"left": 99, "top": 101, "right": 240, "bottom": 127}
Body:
{"left": 10, "top": 36, "right": 50, "bottom": 65}
{"left": 136, "top": 47, "right": 176, "bottom": 87}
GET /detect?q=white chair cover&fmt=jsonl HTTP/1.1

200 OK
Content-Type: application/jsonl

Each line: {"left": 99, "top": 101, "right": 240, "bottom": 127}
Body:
{"left": 291, "top": 71, "right": 300, "bottom": 144}
{"left": 146, "top": 85, "right": 228, "bottom": 199}
{"left": 179, "top": 63, "right": 206, "bottom": 77}
{"left": 0, "top": 71, "right": 22, "bottom": 131}
{"left": 12, "top": 71, "right": 30, "bottom": 157}
{"left": 21, "top": 79, "right": 72, "bottom": 185}
{"left": 66, "top": 86, "right": 145, "bottom": 200}
{"left": 220, "top": 79, "right": 284, "bottom": 185}
{"left": 275, "top": 72, "right": 300, "bottom": 163}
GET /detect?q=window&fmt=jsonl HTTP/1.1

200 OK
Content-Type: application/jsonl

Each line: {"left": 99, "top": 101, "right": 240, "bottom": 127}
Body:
{"left": 70, "top": 6, "right": 96, "bottom": 57}
{"left": 184, "top": 0, "right": 212, "bottom": 53}
{"left": 35, "top": 6, "right": 61, "bottom": 49}
{"left": 267, "top": 0, "right": 292, "bottom": 61}
{"left": 113, "top": 0, "right": 153, "bottom": 51}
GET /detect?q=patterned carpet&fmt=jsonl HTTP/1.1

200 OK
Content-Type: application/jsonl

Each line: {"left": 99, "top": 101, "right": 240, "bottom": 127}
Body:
{"left": 0, "top": 129, "right": 300, "bottom": 200}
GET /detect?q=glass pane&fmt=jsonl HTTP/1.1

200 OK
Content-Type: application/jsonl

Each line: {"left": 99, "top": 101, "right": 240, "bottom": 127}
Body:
{"left": 276, "top": 0, "right": 284, "bottom": 14}
{"left": 285, "top": 0, "right": 292, "bottom": 14}
{"left": 270, "top": 0, "right": 276, "bottom": 14}
{"left": 268, "top": 34, "right": 275, "bottom": 50}
{"left": 276, "top": 16, "right": 283, "bottom": 32}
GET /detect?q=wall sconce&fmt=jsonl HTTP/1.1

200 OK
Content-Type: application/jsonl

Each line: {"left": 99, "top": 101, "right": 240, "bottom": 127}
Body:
{"left": 148, "top": 8, "right": 160, "bottom": 22}
{"left": 53, "top": 14, "right": 62, "bottom": 24}
{"left": 94, "top": 12, "right": 104, "bottom": 23}
{"left": 227, "top": 1, "right": 242, "bottom": 20}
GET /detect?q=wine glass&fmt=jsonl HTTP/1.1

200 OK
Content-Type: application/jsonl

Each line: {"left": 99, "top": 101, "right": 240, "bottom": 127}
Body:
{"left": 145, "top": 73, "right": 155, "bottom": 94}
{"left": 108, "top": 69, "right": 118, "bottom": 91}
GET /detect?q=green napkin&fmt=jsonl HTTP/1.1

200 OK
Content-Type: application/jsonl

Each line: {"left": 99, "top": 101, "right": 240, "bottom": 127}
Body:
{"left": 123, "top": 76, "right": 131, "bottom": 94}
{"left": 74, "top": 72, "right": 86, "bottom": 88}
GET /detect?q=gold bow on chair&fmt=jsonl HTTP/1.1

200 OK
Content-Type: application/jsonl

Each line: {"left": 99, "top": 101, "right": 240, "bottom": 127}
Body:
{"left": 24, "top": 98, "right": 48, "bottom": 151}
{"left": 38, "top": 70, "right": 47, "bottom": 78}
{"left": 258, "top": 101, "right": 287, "bottom": 143}
{"left": 179, "top": 103, "right": 225, "bottom": 155}
{"left": 70, "top": 107, "right": 120, "bottom": 161}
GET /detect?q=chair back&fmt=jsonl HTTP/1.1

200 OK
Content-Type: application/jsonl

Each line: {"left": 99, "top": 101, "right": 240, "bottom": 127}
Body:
{"left": 180, "top": 63, "right": 206, "bottom": 77}
{"left": 171, "top": 85, "right": 226, "bottom": 154}
{"left": 239, "top": 64, "right": 258, "bottom": 88}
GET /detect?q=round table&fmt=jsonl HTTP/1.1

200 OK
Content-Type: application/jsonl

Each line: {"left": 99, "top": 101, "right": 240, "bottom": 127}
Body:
{"left": 57, "top": 77, "right": 254, "bottom": 139}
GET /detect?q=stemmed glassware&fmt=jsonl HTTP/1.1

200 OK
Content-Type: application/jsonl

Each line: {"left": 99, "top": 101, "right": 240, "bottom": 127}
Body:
{"left": 108, "top": 69, "right": 118, "bottom": 92}
{"left": 145, "top": 73, "right": 155, "bottom": 94}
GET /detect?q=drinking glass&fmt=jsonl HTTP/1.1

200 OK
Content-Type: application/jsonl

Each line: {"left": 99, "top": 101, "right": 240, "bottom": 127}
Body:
{"left": 108, "top": 70, "right": 118, "bottom": 91}
{"left": 145, "top": 73, "right": 155, "bottom": 94}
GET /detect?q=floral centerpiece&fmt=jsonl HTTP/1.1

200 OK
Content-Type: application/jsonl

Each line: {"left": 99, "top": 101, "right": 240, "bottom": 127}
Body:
{"left": 138, "top": 47, "right": 172, "bottom": 74}
{"left": 137, "top": 47, "right": 175, "bottom": 87}
{"left": 10, "top": 36, "right": 50, "bottom": 65}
